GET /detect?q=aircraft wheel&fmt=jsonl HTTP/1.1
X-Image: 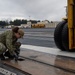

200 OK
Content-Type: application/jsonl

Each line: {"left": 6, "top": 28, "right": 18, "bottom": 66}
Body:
{"left": 54, "top": 20, "right": 67, "bottom": 51}
{"left": 62, "top": 23, "right": 75, "bottom": 52}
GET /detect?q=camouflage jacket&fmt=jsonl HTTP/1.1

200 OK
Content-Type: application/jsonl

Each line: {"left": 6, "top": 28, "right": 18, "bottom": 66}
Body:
{"left": 0, "top": 30, "right": 17, "bottom": 55}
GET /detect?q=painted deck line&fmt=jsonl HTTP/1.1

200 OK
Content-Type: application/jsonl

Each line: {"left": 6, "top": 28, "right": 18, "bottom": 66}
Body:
{"left": 21, "top": 45, "right": 75, "bottom": 58}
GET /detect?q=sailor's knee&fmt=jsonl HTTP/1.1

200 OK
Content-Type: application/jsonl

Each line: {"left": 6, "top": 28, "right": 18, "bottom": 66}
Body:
{"left": 15, "top": 42, "right": 21, "bottom": 48}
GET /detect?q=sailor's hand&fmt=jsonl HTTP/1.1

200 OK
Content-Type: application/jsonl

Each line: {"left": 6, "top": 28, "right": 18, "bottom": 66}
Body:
{"left": 14, "top": 53, "right": 18, "bottom": 61}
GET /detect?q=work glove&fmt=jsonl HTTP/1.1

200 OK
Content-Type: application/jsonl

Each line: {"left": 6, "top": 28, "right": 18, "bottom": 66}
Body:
{"left": 13, "top": 52, "right": 19, "bottom": 61}
{"left": 15, "top": 49, "right": 20, "bottom": 56}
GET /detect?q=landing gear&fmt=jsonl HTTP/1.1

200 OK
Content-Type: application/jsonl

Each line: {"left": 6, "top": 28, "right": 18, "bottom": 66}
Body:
{"left": 54, "top": 20, "right": 67, "bottom": 51}
{"left": 62, "top": 23, "right": 75, "bottom": 51}
{"left": 54, "top": 20, "right": 75, "bottom": 51}
{"left": 61, "top": 23, "right": 69, "bottom": 51}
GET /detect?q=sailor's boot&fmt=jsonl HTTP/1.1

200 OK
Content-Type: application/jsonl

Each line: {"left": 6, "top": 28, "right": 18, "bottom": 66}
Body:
{"left": 0, "top": 54, "right": 5, "bottom": 60}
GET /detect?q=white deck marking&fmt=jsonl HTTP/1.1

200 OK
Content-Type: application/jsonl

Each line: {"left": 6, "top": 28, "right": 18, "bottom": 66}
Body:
{"left": 0, "top": 67, "right": 17, "bottom": 75}
{"left": 21, "top": 45, "right": 75, "bottom": 58}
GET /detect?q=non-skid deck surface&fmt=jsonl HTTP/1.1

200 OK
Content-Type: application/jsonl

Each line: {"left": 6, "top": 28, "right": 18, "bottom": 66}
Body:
{"left": 1, "top": 49, "right": 75, "bottom": 75}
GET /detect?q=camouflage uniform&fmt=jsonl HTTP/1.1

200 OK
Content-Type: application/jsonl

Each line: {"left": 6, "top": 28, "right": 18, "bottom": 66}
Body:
{"left": 0, "top": 30, "right": 21, "bottom": 56}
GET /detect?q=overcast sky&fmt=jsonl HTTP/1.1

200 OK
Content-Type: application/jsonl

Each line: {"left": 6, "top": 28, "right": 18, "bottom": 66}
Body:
{"left": 0, "top": 0, "right": 67, "bottom": 21}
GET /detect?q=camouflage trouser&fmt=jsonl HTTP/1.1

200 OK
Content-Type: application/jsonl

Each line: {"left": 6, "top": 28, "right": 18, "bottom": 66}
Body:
{"left": 0, "top": 42, "right": 21, "bottom": 55}
{"left": 0, "top": 43, "right": 6, "bottom": 54}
